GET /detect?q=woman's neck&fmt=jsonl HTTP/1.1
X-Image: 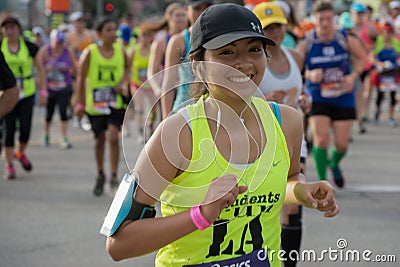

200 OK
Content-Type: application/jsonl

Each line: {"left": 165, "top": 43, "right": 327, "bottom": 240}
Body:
{"left": 7, "top": 36, "right": 19, "bottom": 44}
{"left": 209, "top": 96, "right": 252, "bottom": 119}
{"left": 100, "top": 41, "right": 113, "bottom": 50}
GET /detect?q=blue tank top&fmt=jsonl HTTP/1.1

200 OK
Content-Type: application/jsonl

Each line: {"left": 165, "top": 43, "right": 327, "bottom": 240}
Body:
{"left": 305, "top": 30, "right": 355, "bottom": 108}
{"left": 173, "top": 29, "right": 194, "bottom": 112}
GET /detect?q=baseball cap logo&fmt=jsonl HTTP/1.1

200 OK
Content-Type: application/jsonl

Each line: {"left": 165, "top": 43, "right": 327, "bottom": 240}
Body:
{"left": 265, "top": 8, "right": 273, "bottom": 15}
{"left": 250, "top": 22, "right": 261, "bottom": 33}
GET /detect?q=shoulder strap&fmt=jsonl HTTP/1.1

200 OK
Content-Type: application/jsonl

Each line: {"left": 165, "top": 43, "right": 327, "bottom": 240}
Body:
{"left": 269, "top": 101, "right": 281, "bottom": 127}
{"left": 182, "top": 29, "right": 191, "bottom": 59}
{"left": 335, "top": 29, "right": 348, "bottom": 52}
{"left": 304, "top": 29, "right": 316, "bottom": 54}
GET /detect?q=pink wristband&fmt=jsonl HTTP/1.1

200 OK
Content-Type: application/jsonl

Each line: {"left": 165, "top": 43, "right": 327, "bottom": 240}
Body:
{"left": 40, "top": 90, "right": 48, "bottom": 97}
{"left": 76, "top": 103, "right": 85, "bottom": 111}
{"left": 190, "top": 204, "right": 212, "bottom": 230}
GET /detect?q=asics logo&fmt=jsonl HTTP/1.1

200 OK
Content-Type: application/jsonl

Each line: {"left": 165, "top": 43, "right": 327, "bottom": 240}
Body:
{"left": 272, "top": 160, "right": 281, "bottom": 167}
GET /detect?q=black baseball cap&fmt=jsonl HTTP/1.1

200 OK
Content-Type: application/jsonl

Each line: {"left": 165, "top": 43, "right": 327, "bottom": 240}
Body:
{"left": 186, "top": 0, "right": 214, "bottom": 8}
{"left": 1, "top": 16, "right": 21, "bottom": 28}
{"left": 190, "top": 3, "right": 275, "bottom": 54}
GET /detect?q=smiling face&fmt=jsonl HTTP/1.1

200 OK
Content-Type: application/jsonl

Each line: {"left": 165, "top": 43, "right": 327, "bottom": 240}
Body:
{"left": 200, "top": 38, "right": 267, "bottom": 102}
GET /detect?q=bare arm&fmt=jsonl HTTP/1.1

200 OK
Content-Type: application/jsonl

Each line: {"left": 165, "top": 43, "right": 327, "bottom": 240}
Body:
{"left": 342, "top": 34, "right": 367, "bottom": 92}
{"left": 34, "top": 50, "right": 47, "bottom": 93}
{"left": 74, "top": 48, "right": 90, "bottom": 115}
{"left": 147, "top": 33, "right": 166, "bottom": 96}
{"left": 114, "top": 49, "right": 130, "bottom": 97}
{"left": 279, "top": 104, "right": 339, "bottom": 217}
{"left": 279, "top": 104, "right": 304, "bottom": 205}
{"left": 106, "top": 113, "right": 195, "bottom": 260}
{"left": 161, "top": 34, "right": 185, "bottom": 119}
{"left": 67, "top": 47, "right": 78, "bottom": 77}
{"left": 295, "top": 39, "right": 307, "bottom": 66}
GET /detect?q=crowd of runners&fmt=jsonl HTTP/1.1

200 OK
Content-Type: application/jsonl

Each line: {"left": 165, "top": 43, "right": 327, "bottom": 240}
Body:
{"left": 0, "top": 1, "right": 399, "bottom": 266}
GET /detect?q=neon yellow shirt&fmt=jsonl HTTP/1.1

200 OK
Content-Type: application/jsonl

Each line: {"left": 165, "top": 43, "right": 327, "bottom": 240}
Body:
{"left": 1, "top": 37, "right": 36, "bottom": 99}
{"left": 156, "top": 97, "right": 290, "bottom": 267}
{"left": 130, "top": 43, "right": 150, "bottom": 88}
{"left": 85, "top": 43, "right": 125, "bottom": 115}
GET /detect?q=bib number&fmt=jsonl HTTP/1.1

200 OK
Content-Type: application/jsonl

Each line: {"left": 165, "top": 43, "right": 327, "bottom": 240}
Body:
{"left": 379, "top": 76, "right": 397, "bottom": 92}
{"left": 138, "top": 68, "right": 147, "bottom": 83}
{"left": 93, "top": 87, "right": 116, "bottom": 114}
{"left": 321, "top": 68, "right": 345, "bottom": 98}
{"left": 183, "top": 249, "right": 270, "bottom": 267}
{"left": 47, "top": 70, "right": 67, "bottom": 91}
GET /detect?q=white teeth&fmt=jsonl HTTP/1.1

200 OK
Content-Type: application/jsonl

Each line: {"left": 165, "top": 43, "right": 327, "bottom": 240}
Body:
{"left": 227, "top": 76, "right": 251, "bottom": 83}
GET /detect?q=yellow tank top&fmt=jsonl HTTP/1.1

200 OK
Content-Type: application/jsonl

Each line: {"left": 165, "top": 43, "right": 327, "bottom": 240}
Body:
{"left": 85, "top": 43, "right": 125, "bottom": 115}
{"left": 1, "top": 37, "right": 35, "bottom": 99}
{"left": 156, "top": 97, "right": 290, "bottom": 267}
{"left": 130, "top": 43, "right": 150, "bottom": 89}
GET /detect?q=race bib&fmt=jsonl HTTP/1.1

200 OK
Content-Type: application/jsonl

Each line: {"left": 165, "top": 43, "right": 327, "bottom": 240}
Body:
{"left": 138, "top": 68, "right": 147, "bottom": 82}
{"left": 183, "top": 249, "right": 270, "bottom": 267}
{"left": 47, "top": 70, "right": 67, "bottom": 90}
{"left": 379, "top": 76, "right": 397, "bottom": 92}
{"left": 320, "top": 68, "right": 345, "bottom": 98}
{"left": 93, "top": 87, "right": 116, "bottom": 114}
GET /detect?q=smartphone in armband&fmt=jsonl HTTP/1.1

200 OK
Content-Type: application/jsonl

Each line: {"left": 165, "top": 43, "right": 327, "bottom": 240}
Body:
{"left": 99, "top": 173, "right": 136, "bottom": 237}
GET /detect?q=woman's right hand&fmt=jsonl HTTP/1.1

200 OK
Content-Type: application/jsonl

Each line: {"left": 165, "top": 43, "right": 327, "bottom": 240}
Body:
{"left": 200, "top": 175, "right": 248, "bottom": 223}
{"left": 306, "top": 68, "right": 324, "bottom": 83}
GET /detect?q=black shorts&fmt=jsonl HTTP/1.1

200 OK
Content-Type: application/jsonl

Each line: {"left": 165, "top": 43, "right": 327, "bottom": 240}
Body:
{"left": 310, "top": 102, "right": 356, "bottom": 121}
{"left": 88, "top": 108, "right": 125, "bottom": 138}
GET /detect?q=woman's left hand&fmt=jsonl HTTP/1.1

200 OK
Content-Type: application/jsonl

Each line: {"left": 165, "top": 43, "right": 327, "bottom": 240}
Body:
{"left": 294, "top": 181, "right": 339, "bottom": 218}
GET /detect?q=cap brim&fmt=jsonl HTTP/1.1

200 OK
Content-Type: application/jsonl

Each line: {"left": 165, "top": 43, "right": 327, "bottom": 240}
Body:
{"left": 260, "top": 18, "right": 288, "bottom": 29}
{"left": 1, "top": 19, "right": 19, "bottom": 27}
{"left": 203, "top": 32, "right": 275, "bottom": 50}
{"left": 189, "top": 0, "right": 214, "bottom": 7}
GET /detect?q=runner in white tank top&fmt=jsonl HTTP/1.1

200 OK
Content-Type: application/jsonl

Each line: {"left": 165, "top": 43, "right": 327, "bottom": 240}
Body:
{"left": 259, "top": 46, "right": 303, "bottom": 106}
